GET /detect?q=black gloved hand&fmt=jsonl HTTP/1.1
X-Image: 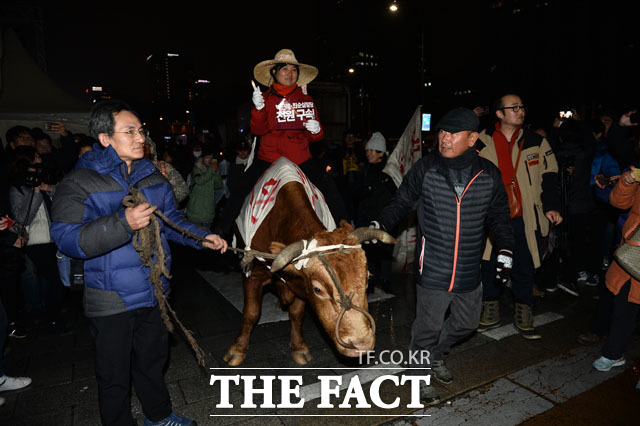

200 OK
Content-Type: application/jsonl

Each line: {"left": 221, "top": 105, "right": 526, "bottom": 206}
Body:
{"left": 496, "top": 249, "right": 513, "bottom": 286}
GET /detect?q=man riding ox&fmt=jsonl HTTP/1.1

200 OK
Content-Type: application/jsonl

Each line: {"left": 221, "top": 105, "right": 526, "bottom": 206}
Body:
{"left": 223, "top": 158, "right": 396, "bottom": 366}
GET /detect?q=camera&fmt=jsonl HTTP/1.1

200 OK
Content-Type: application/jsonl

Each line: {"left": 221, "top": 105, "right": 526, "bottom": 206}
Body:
{"left": 21, "top": 164, "right": 61, "bottom": 187}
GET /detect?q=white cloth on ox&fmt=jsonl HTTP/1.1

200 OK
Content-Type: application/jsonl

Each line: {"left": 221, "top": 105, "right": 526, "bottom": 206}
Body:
{"left": 235, "top": 157, "right": 336, "bottom": 250}
{"left": 292, "top": 239, "right": 362, "bottom": 270}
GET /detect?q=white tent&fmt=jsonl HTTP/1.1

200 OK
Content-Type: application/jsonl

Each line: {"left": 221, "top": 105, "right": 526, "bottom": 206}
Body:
{"left": 0, "top": 27, "right": 91, "bottom": 146}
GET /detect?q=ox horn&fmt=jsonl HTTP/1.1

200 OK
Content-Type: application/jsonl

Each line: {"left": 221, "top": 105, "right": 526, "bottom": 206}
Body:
{"left": 349, "top": 227, "right": 398, "bottom": 245}
{"left": 271, "top": 240, "right": 306, "bottom": 273}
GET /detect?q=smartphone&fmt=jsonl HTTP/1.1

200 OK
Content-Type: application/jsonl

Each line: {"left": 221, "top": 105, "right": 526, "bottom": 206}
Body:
{"left": 421, "top": 113, "right": 431, "bottom": 131}
{"left": 44, "top": 122, "right": 54, "bottom": 131}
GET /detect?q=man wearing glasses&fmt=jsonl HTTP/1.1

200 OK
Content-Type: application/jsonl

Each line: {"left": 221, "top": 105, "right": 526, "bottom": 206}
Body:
{"left": 51, "top": 100, "right": 226, "bottom": 425}
{"left": 475, "top": 94, "right": 562, "bottom": 340}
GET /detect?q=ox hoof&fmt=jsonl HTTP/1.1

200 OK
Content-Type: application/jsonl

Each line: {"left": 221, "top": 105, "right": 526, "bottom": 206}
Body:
{"left": 223, "top": 350, "right": 247, "bottom": 366}
{"left": 291, "top": 350, "right": 314, "bottom": 365}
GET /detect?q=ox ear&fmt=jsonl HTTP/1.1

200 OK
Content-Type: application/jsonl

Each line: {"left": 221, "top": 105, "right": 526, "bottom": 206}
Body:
{"left": 338, "top": 219, "right": 354, "bottom": 231}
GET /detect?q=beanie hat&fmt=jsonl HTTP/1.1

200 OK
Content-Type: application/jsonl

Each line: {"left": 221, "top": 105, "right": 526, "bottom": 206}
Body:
{"left": 365, "top": 132, "right": 387, "bottom": 154}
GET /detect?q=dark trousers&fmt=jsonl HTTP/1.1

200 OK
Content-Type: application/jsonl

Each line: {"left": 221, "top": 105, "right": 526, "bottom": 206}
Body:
{"left": 25, "top": 243, "right": 65, "bottom": 321}
{"left": 602, "top": 281, "right": 639, "bottom": 360}
{"left": 88, "top": 306, "right": 171, "bottom": 426}
{"left": 482, "top": 216, "right": 535, "bottom": 306}
{"left": 409, "top": 284, "right": 482, "bottom": 373}
{"left": 216, "top": 158, "right": 348, "bottom": 236}
{"left": 566, "top": 211, "right": 604, "bottom": 279}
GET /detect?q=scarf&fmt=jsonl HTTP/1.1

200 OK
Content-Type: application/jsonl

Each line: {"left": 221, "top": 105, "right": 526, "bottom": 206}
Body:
{"left": 493, "top": 122, "right": 522, "bottom": 185}
{"left": 272, "top": 83, "right": 298, "bottom": 97}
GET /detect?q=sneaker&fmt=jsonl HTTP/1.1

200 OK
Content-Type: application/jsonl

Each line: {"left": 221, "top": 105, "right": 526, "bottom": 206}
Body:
{"left": 0, "top": 375, "right": 32, "bottom": 392}
{"left": 585, "top": 273, "right": 600, "bottom": 287}
{"left": 558, "top": 281, "right": 580, "bottom": 297}
{"left": 546, "top": 283, "right": 558, "bottom": 293}
{"left": 577, "top": 331, "right": 604, "bottom": 346}
{"left": 576, "top": 270, "right": 589, "bottom": 284}
{"left": 8, "top": 322, "right": 27, "bottom": 339}
{"left": 419, "top": 384, "right": 440, "bottom": 405}
{"left": 144, "top": 412, "right": 197, "bottom": 426}
{"left": 431, "top": 360, "right": 453, "bottom": 384}
{"left": 592, "top": 356, "right": 626, "bottom": 372}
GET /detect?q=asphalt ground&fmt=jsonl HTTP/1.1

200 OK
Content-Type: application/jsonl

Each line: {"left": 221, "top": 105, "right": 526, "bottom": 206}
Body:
{"left": 1, "top": 244, "right": 639, "bottom": 425}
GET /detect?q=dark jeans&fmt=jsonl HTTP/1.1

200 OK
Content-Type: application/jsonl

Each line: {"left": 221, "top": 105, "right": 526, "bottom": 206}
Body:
{"left": 409, "top": 284, "right": 483, "bottom": 373}
{"left": 482, "top": 216, "right": 536, "bottom": 306}
{"left": 602, "top": 281, "right": 639, "bottom": 360}
{"left": 88, "top": 306, "right": 171, "bottom": 426}
{"left": 216, "top": 158, "right": 348, "bottom": 237}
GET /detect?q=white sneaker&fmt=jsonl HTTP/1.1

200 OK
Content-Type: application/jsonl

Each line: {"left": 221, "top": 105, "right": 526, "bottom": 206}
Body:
{"left": 0, "top": 375, "right": 32, "bottom": 392}
{"left": 577, "top": 270, "right": 589, "bottom": 284}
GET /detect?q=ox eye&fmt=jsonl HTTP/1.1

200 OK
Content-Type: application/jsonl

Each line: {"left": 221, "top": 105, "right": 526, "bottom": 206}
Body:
{"left": 313, "top": 286, "right": 328, "bottom": 298}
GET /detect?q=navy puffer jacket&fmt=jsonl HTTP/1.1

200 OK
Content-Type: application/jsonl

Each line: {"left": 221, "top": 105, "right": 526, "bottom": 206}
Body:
{"left": 50, "top": 144, "right": 209, "bottom": 317}
{"left": 378, "top": 149, "right": 514, "bottom": 293}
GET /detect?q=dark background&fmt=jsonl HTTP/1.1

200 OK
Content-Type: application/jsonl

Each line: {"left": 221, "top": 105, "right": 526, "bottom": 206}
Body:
{"left": 2, "top": 0, "right": 639, "bottom": 139}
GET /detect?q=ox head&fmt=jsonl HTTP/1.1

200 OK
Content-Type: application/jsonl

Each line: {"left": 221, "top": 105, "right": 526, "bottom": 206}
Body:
{"left": 270, "top": 221, "right": 397, "bottom": 357}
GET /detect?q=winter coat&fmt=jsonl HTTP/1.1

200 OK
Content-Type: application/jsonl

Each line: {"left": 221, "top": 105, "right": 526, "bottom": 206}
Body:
{"left": 50, "top": 145, "right": 209, "bottom": 317}
{"left": 605, "top": 177, "right": 640, "bottom": 304}
{"left": 377, "top": 149, "right": 514, "bottom": 293}
{"left": 477, "top": 126, "right": 560, "bottom": 268}
{"left": 251, "top": 85, "right": 323, "bottom": 165}
{"left": 9, "top": 184, "right": 55, "bottom": 245}
{"left": 355, "top": 157, "right": 397, "bottom": 227}
{"left": 186, "top": 158, "right": 222, "bottom": 225}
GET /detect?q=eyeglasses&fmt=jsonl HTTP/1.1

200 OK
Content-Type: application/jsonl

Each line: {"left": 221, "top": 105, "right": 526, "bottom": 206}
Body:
{"left": 500, "top": 105, "right": 525, "bottom": 112}
{"left": 112, "top": 128, "right": 149, "bottom": 138}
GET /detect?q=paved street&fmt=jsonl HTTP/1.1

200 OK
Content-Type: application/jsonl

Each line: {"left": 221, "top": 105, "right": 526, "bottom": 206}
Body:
{"left": 1, "top": 245, "right": 639, "bottom": 425}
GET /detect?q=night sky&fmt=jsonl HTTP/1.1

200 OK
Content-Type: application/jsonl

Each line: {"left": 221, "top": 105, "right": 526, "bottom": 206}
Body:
{"left": 7, "top": 0, "right": 640, "bottom": 136}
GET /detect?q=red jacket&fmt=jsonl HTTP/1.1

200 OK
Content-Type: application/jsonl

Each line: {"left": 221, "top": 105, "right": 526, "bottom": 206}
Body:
{"left": 251, "top": 86, "right": 323, "bottom": 165}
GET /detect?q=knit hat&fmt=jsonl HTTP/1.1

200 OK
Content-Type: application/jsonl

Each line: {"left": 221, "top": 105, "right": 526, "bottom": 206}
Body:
{"left": 436, "top": 107, "right": 479, "bottom": 133}
{"left": 365, "top": 132, "right": 387, "bottom": 154}
{"left": 254, "top": 49, "right": 318, "bottom": 87}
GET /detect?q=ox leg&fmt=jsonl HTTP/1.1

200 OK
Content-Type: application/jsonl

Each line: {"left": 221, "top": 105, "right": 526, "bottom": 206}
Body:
{"left": 289, "top": 297, "right": 313, "bottom": 365}
{"left": 223, "top": 275, "right": 268, "bottom": 366}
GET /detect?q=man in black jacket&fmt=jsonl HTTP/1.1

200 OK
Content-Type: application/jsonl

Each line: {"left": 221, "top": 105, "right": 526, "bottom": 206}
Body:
{"left": 375, "top": 107, "right": 514, "bottom": 405}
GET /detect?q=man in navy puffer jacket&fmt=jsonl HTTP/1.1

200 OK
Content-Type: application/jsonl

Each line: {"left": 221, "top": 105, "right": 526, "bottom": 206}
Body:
{"left": 50, "top": 100, "right": 227, "bottom": 426}
{"left": 376, "top": 107, "right": 514, "bottom": 405}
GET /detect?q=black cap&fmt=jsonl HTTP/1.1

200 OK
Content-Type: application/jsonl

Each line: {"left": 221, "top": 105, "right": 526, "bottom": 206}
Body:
{"left": 436, "top": 107, "right": 479, "bottom": 133}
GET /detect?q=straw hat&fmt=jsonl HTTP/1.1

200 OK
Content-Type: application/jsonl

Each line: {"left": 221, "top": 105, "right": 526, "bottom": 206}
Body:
{"left": 253, "top": 49, "right": 318, "bottom": 87}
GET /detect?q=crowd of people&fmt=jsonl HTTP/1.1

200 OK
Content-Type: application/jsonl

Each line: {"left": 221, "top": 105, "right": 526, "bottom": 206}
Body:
{"left": 1, "top": 47, "right": 640, "bottom": 422}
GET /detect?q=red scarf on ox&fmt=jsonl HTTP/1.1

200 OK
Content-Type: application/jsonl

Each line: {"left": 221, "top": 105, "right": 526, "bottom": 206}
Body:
{"left": 494, "top": 122, "right": 524, "bottom": 215}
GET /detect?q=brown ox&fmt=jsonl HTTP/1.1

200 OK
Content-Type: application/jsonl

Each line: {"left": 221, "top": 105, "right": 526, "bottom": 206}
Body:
{"left": 223, "top": 181, "right": 396, "bottom": 366}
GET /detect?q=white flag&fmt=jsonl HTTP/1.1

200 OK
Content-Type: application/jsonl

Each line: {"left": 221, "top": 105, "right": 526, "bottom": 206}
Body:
{"left": 383, "top": 106, "right": 422, "bottom": 272}
{"left": 383, "top": 106, "right": 422, "bottom": 187}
